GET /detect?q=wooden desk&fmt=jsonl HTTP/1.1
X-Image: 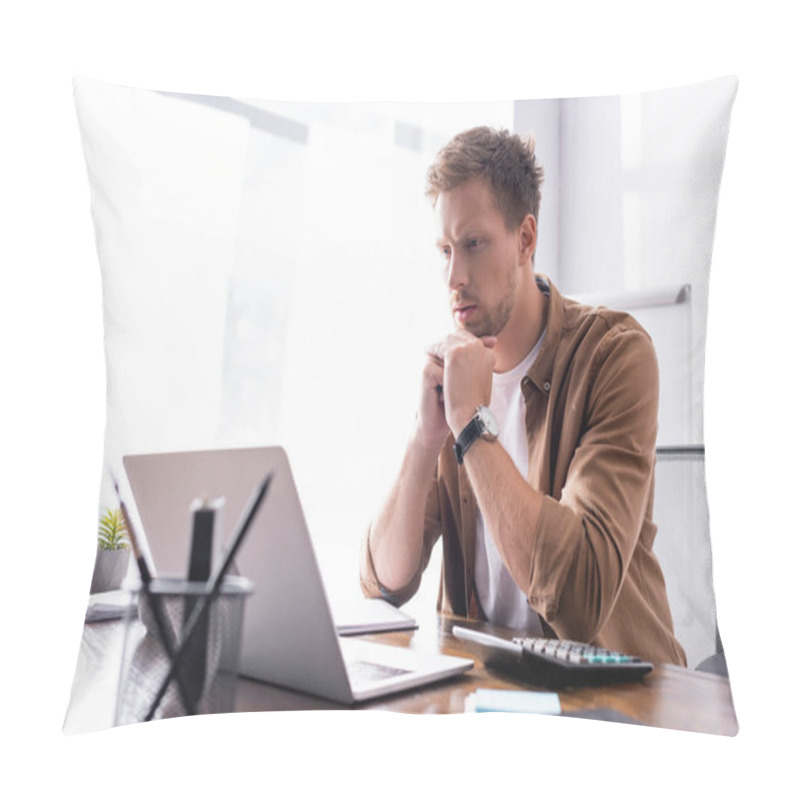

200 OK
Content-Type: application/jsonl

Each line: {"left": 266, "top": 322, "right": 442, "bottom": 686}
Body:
{"left": 64, "top": 613, "right": 738, "bottom": 736}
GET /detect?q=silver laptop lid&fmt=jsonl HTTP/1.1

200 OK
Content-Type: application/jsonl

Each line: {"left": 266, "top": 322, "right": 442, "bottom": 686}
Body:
{"left": 123, "top": 446, "right": 355, "bottom": 704}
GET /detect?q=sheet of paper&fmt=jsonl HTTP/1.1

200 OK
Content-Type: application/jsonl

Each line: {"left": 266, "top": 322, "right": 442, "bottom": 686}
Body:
{"left": 85, "top": 589, "right": 135, "bottom": 622}
{"left": 330, "top": 596, "right": 417, "bottom": 635}
{"left": 466, "top": 688, "right": 562, "bottom": 714}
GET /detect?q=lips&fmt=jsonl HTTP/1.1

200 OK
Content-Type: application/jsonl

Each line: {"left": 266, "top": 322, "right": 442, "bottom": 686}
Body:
{"left": 454, "top": 304, "right": 477, "bottom": 324}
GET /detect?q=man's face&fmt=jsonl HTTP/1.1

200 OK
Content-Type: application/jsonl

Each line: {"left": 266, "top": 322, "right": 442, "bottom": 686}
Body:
{"left": 435, "top": 178, "right": 522, "bottom": 338}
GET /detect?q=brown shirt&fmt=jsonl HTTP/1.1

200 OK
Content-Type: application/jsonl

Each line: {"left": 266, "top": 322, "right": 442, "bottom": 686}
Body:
{"left": 361, "top": 276, "right": 687, "bottom": 666}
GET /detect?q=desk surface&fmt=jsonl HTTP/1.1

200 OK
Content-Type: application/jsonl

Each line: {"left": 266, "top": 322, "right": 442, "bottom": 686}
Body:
{"left": 64, "top": 613, "right": 738, "bottom": 736}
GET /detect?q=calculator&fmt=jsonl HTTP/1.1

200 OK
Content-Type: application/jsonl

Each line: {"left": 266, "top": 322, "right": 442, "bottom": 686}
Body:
{"left": 452, "top": 625, "right": 653, "bottom": 688}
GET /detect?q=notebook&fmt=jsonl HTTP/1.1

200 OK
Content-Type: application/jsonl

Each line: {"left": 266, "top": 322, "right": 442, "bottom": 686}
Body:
{"left": 123, "top": 445, "right": 472, "bottom": 704}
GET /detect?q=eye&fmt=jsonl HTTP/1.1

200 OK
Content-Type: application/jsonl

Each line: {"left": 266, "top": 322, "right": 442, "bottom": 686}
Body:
{"left": 440, "top": 245, "right": 452, "bottom": 258}
{"left": 467, "top": 238, "right": 481, "bottom": 249}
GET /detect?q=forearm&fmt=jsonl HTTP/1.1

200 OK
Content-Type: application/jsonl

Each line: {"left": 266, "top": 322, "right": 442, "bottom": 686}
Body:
{"left": 462, "top": 416, "right": 653, "bottom": 643}
{"left": 367, "top": 431, "right": 441, "bottom": 595}
{"left": 461, "top": 437, "right": 544, "bottom": 596}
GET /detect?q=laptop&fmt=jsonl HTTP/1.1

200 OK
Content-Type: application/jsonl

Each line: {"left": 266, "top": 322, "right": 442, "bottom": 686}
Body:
{"left": 122, "top": 446, "right": 473, "bottom": 704}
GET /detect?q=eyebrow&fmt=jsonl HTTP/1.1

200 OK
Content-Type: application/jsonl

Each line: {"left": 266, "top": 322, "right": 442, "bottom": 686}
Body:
{"left": 436, "top": 228, "right": 486, "bottom": 248}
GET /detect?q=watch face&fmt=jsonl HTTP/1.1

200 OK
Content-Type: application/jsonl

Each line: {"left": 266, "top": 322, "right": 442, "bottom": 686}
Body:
{"left": 477, "top": 406, "right": 499, "bottom": 438}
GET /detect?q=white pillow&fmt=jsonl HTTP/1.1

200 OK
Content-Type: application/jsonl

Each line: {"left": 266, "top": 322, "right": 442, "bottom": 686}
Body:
{"left": 69, "top": 75, "right": 737, "bottom": 730}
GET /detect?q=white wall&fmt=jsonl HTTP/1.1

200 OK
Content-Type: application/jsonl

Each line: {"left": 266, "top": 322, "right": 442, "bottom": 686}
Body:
{"left": 514, "top": 78, "right": 736, "bottom": 446}
{"left": 514, "top": 98, "right": 562, "bottom": 282}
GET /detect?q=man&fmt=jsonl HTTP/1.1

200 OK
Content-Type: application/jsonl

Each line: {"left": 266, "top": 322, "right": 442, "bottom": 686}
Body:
{"left": 360, "top": 126, "right": 686, "bottom": 666}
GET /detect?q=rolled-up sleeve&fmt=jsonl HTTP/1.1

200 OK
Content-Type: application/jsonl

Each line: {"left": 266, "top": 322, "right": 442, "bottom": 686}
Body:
{"left": 526, "top": 325, "right": 659, "bottom": 642}
{"left": 360, "top": 472, "right": 444, "bottom": 608}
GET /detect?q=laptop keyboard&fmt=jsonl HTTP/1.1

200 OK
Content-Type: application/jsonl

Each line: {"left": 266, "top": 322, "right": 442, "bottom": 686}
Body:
{"left": 348, "top": 659, "right": 412, "bottom": 684}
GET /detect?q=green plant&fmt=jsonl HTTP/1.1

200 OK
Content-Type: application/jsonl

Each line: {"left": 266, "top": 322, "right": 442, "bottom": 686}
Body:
{"left": 98, "top": 507, "right": 129, "bottom": 551}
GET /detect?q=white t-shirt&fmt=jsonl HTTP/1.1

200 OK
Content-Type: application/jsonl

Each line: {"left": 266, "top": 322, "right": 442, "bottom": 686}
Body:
{"left": 474, "top": 332, "right": 545, "bottom": 634}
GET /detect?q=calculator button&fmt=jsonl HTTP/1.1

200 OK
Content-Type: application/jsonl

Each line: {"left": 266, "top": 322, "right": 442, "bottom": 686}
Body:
{"left": 567, "top": 652, "right": 586, "bottom": 663}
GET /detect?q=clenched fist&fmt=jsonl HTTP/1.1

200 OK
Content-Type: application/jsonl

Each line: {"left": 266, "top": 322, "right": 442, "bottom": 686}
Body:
{"left": 425, "top": 330, "right": 496, "bottom": 439}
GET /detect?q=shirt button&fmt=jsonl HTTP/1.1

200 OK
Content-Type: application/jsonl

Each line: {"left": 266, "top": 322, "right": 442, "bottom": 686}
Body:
{"left": 544, "top": 381, "right": 551, "bottom": 392}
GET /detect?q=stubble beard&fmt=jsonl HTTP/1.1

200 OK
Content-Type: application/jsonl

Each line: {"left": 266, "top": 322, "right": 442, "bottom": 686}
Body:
{"left": 463, "top": 294, "right": 514, "bottom": 338}
{"left": 460, "top": 265, "right": 518, "bottom": 339}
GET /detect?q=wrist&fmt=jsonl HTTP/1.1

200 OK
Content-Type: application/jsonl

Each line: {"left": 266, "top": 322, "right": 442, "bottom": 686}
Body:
{"left": 449, "top": 407, "right": 479, "bottom": 439}
{"left": 410, "top": 420, "right": 448, "bottom": 460}
{"left": 452, "top": 405, "right": 499, "bottom": 465}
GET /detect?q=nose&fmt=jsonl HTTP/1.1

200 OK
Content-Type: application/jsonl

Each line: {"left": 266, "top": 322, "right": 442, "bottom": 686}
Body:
{"left": 445, "top": 248, "right": 468, "bottom": 291}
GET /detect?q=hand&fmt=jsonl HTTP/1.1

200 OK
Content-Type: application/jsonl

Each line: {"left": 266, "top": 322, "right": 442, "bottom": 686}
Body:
{"left": 426, "top": 331, "right": 496, "bottom": 437}
{"left": 413, "top": 352, "right": 450, "bottom": 453}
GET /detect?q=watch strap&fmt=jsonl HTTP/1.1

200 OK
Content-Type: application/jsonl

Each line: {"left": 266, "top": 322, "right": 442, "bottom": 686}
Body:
{"left": 453, "top": 415, "right": 485, "bottom": 465}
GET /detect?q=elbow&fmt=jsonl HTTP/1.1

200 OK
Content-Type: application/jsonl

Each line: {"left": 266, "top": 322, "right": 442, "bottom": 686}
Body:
{"left": 359, "top": 525, "right": 386, "bottom": 600}
{"left": 359, "top": 523, "right": 420, "bottom": 608}
{"left": 539, "top": 520, "right": 626, "bottom": 644}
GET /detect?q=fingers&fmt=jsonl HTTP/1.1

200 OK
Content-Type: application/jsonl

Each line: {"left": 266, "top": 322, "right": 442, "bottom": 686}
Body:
{"left": 427, "top": 350, "right": 444, "bottom": 367}
{"left": 422, "top": 356, "right": 444, "bottom": 389}
{"left": 426, "top": 331, "right": 496, "bottom": 362}
{"left": 416, "top": 355, "right": 450, "bottom": 449}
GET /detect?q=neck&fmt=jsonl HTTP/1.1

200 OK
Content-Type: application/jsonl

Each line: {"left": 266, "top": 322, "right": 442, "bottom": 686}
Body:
{"left": 494, "top": 270, "right": 546, "bottom": 373}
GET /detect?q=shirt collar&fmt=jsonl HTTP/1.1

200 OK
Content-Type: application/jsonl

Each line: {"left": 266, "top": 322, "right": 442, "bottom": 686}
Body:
{"left": 524, "top": 274, "right": 563, "bottom": 396}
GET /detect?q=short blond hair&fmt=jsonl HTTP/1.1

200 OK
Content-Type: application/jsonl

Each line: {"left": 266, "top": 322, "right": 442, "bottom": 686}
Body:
{"left": 425, "top": 126, "right": 544, "bottom": 229}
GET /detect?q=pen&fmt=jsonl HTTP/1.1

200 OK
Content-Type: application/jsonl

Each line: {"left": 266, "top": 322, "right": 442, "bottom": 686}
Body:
{"left": 144, "top": 470, "right": 273, "bottom": 721}
{"left": 114, "top": 479, "right": 198, "bottom": 717}
{"left": 182, "top": 498, "right": 221, "bottom": 711}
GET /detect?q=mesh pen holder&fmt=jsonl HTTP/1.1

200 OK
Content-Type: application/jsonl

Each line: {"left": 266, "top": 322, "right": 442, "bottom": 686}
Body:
{"left": 115, "top": 575, "right": 253, "bottom": 725}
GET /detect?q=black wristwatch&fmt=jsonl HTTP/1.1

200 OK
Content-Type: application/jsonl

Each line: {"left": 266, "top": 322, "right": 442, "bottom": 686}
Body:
{"left": 453, "top": 405, "right": 499, "bottom": 464}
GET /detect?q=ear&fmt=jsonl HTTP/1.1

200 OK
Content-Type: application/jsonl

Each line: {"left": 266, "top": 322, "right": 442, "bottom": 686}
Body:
{"left": 519, "top": 214, "right": 537, "bottom": 266}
